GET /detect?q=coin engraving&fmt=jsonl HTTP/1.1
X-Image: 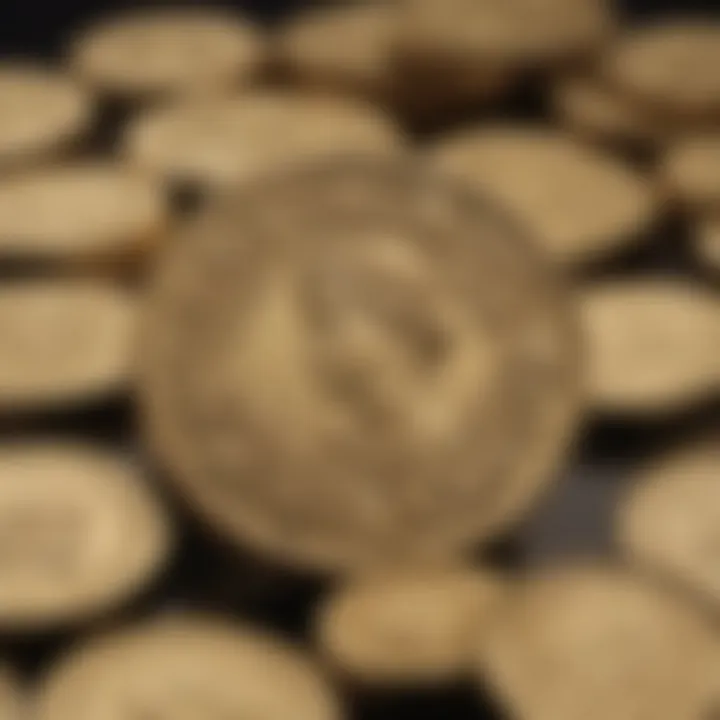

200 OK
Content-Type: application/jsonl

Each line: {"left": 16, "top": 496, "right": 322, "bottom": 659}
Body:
{"left": 142, "top": 159, "right": 580, "bottom": 570}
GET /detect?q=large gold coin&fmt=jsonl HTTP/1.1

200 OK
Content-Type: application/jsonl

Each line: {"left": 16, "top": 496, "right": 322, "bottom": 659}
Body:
{"left": 141, "top": 158, "right": 580, "bottom": 571}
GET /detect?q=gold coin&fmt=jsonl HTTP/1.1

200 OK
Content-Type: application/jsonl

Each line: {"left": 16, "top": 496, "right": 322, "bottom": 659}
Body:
{"left": 696, "top": 216, "right": 720, "bottom": 274}
{"left": 602, "top": 20, "right": 720, "bottom": 121}
{"left": 0, "top": 281, "right": 136, "bottom": 413}
{"left": 35, "top": 615, "right": 341, "bottom": 720}
{"left": 476, "top": 565, "right": 720, "bottom": 720}
{"left": 579, "top": 280, "right": 720, "bottom": 414}
{"left": 617, "top": 441, "right": 720, "bottom": 608}
{"left": 315, "top": 566, "right": 504, "bottom": 685}
{"left": 396, "top": 0, "right": 613, "bottom": 70}
{"left": 552, "top": 74, "right": 667, "bottom": 149}
{"left": 0, "top": 442, "right": 171, "bottom": 630}
{"left": 429, "top": 126, "right": 656, "bottom": 266}
{"left": 273, "top": 4, "right": 398, "bottom": 100}
{"left": 69, "top": 8, "right": 264, "bottom": 101}
{"left": 0, "top": 163, "right": 167, "bottom": 269}
{"left": 124, "top": 92, "right": 405, "bottom": 191}
{"left": 0, "top": 666, "right": 20, "bottom": 720}
{"left": 0, "top": 64, "right": 92, "bottom": 170}
{"left": 141, "top": 157, "right": 580, "bottom": 571}
{"left": 661, "top": 135, "right": 720, "bottom": 212}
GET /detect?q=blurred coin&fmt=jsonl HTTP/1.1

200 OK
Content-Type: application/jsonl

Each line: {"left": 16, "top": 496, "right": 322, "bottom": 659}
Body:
{"left": 273, "top": 4, "right": 398, "bottom": 101}
{"left": 315, "top": 565, "right": 504, "bottom": 685}
{"left": 617, "top": 441, "right": 720, "bottom": 608}
{"left": 35, "top": 615, "right": 341, "bottom": 720}
{"left": 0, "top": 666, "right": 20, "bottom": 720}
{"left": 695, "top": 216, "right": 720, "bottom": 274}
{"left": 69, "top": 8, "right": 264, "bottom": 102}
{"left": 0, "top": 442, "right": 171, "bottom": 631}
{"left": 661, "top": 134, "right": 720, "bottom": 212}
{"left": 552, "top": 74, "right": 666, "bottom": 150}
{"left": 396, "top": 0, "right": 613, "bottom": 71}
{"left": 579, "top": 280, "right": 720, "bottom": 414}
{"left": 429, "top": 126, "right": 656, "bottom": 266}
{"left": 476, "top": 565, "right": 720, "bottom": 720}
{"left": 0, "top": 281, "right": 136, "bottom": 413}
{"left": 0, "top": 163, "right": 167, "bottom": 271}
{"left": 141, "top": 158, "right": 580, "bottom": 571}
{"left": 602, "top": 20, "right": 720, "bottom": 122}
{"left": 0, "top": 64, "right": 92, "bottom": 170}
{"left": 124, "top": 92, "right": 405, "bottom": 192}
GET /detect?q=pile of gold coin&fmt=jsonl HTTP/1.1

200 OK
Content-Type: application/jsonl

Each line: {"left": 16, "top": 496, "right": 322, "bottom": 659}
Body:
{"left": 0, "top": 2, "right": 718, "bottom": 719}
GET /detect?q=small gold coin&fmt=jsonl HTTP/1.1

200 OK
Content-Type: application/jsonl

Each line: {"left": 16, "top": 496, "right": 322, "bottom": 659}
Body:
{"left": 552, "top": 74, "right": 666, "bottom": 149}
{"left": 315, "top": 566, "right": 504, "bottom": 685}
{"left": 69, "top": 8, "right": 264, "bottom": 101}
{"left": 141, "top": 158, "right": 580, "bottom": 571}
{"left": 661, "top": 134, "right": 720, "bottom": 212}
{"left": 602, "top": 19, "right": 720, "bottom": 121}
{"left": 0, "top": 666, "right": 20, "bottom": 720}
{"left": 273, "top": 4, "right": 398, "bottom": 100}
{"left": 476, "top": 565, "right": 720, "bottom": 720}
{"left": 0, "top": 163, "right": 167, "bottom": 269}
{"left": 0, "top": 442, "right": 171, "bottom": 630}
{"left": 617, "top": 442, "right": 720, "bottom": 608}
{"left": 579, "top": 280, "right": 720, "bottom": 414}
{"left": 35, "top": 615, "right": 341, "bottom": 720}
{"left": 0, "top": 64, "right": 92, "bottom": 170}
{"left": 124, "top": 92, "right": 405, "bottom": 191}
{"left": 0, "top": 281, "right": 136, "bottom": 413}
{"left": 429, "top": 126, "right": 656, "bottom": 266}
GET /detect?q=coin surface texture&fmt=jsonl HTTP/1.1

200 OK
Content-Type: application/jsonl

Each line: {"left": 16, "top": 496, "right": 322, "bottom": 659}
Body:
{"left": 274, "top": 5, "right": 398, "bottom": 99}
{"left": 0, "top": 666, "right": 20, "bottom": 720}
{"left": 579, "top": 280, "right": 720, "bottom": 414}
{"left": 0, "top": 64, "right": 91, "bottom": 168}
{"left": 603, "top": 20, "right": 720, "bottom": 120}
{"left": 661, "top": 135, "right": 720, "bottom": 212}
{"left": 476, "top": 566, "right": 720, "bottom": 720}
{"left": 0, "top": 442, "right": 171, "bottom": 629}
{"left": 617, "top": 442, "right": 720, "bottom": 608}
{"left": 141, "top": 158, "right": 580, "bottom": 571}
{"left": 35, "top": 615, "right": 341, "bottom": 720}
{"left": 124, "top": 93, "right": 404, "bottom": 190}
{"left": 70, "top": 8, "right": 263, "bottom": 100}
{"left": 0, "top": 163, "right": 166, "bottom": 265}
{"left": 0, "top": 281, "right": 136, "bottom": 412}
{"left": 429, "top": 126, "right": 656, "bottom": 266}
{"left": 316, "top": 566, "right": 504, "bottom": 684}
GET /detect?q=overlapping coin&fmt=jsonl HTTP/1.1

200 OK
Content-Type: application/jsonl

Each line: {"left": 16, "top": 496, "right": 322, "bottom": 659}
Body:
{"left": 661, "top": 134, "right": 720, "bottom": 212}
{"left": 315, "top": 565, "right": 504, "bottom": 685}
{"left": 141, "top": 158, "right": 581, "bottom": 571}
{"left": 476, "top": 565, "right": 720, "bottom": 720}
{"left": 617, "top": 441, "right": 720, "bottom": 608}
{"left": 0, "top": 280, "right": 136, "bottom": 413}
{"left": 579, "top": 279, "right": 720, "bottom": 414}
{"left": 0, "top": 64, "right": 92, "bottom": 169}
{"left": 69, "top": 8, "right": 264, "bottom": 101}
{"left": 696, "top": 217, "right": 720, "bottom": 274}
{"left": 0, "top": 442, "right": 171, "bottom": 630}
{"left": 429, "top": 126, "right": 656, "bottom": 266}
{"left": 35, "top": 615, "right": 341, "bottom": 720}
{"left": 0, "top": 162, "right": 167, "bottom": 271}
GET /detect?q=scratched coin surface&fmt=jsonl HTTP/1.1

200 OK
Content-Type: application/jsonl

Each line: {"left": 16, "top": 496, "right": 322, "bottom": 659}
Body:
{"left": 476, "top": 566, "right": 720, "bottom": 720}
{"left": 0, "top": 666, "right": 20, "bottom": 720}
{"left": 141, "top": 158, "right": 580, "bottom": 571}
{"left": 0, "top": 442, "right": 171, "bottom": 630}
{"left": 315, "top": 565, "right": 504, "bottom": 685}
{"left": 617, "top": 442, "right": 720, "bottom": 609}
{"left": 35, "top": 615, "right": 341, "bottom": 720}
